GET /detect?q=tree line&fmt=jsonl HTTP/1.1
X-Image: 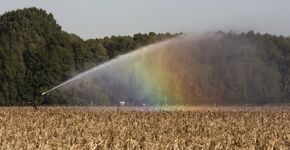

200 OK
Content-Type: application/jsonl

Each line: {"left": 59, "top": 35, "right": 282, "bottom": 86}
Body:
{"left": 0, "top": 8, "right": 289, "bottom": 105}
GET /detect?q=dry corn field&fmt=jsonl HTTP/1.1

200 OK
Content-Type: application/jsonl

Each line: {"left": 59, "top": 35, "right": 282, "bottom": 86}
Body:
{"left": 0, "top": 106, "right": 290, "bottom": 149}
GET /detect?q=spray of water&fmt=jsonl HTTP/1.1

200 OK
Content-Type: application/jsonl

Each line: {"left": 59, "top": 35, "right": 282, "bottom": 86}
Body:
{"left": 43, "top": 33, "right": 284, "bottom": 105}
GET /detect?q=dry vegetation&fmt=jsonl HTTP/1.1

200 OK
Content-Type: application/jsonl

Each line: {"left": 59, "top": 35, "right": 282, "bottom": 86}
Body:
{"left": 0, "top": 106, "right": 290, "bottom": 149}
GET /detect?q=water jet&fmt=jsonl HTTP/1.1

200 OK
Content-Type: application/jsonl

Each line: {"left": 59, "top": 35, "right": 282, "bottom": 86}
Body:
{"left": 42, "top": 33, "right": 283, "bottom": 106}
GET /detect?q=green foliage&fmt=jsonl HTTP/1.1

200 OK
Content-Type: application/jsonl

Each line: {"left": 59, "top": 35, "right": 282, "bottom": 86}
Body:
{"left": 0, "top": 8, "right": 289, "bottom": 105}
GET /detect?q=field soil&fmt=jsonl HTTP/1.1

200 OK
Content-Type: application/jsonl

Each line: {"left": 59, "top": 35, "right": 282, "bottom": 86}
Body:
{"left": 0, "top": 106, "right": 289, "bottom": 149}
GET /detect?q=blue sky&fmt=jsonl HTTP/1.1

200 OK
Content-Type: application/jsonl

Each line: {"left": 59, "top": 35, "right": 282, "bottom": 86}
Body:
{"left": 1, "top": 0, "right": 290, "bottom": 39}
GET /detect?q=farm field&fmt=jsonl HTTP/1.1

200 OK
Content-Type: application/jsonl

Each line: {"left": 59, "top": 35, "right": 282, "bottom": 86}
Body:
{"left": 0, "top": 106, "right": 289, "bottom": 149}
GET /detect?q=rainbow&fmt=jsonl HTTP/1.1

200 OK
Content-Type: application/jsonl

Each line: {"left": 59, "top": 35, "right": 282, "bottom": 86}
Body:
{"left": 121, "top": 37, "right": 207, "bottom": 105}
